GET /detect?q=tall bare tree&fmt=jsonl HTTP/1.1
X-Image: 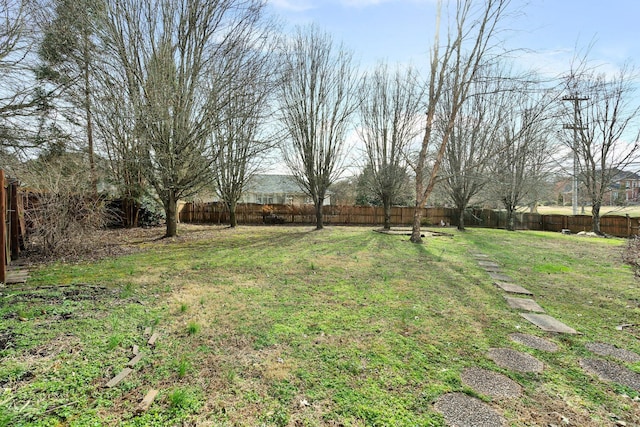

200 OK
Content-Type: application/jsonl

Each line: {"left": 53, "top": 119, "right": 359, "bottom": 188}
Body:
{"left": 1, "top": 0, "right": 54, "bottom": 153}
{"left": 38, "top": 0, "right": 104, "bottom": 195}
{"left": 100, "top": 0, "right": 268, "bottom": 237}
{"left": 357, "top": 63, "right": 424, "bottom": 229}
{"left": 562, "top": 64, "right": 640, "bottom": 234}
{"left": 409, "top": 0, "right": 512, "bottom": 243}
{"left": 277, "top": 25, "right": 360, "bottom": 230}
{"left": 92, "top": 57, "right": 146, "bottom": 227}
{"left": 489, "top": 89, "right": 554, "bottom": 231}
{"left": 211, "top": 27, "right": 277, "bottom": 228}
{"left": 438, "top": 64, "right": 508, "bottom": 230}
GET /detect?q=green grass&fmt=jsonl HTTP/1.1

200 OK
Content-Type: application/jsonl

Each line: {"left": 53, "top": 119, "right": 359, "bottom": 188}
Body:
{"left": 0, "top": 225, "right": 638, "bottom": 426}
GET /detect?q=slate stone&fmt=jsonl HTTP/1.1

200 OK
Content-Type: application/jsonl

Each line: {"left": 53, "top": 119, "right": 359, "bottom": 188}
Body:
{"left": 489, "top": 272, "right": 514, "bottom": 282}
{"left": 585, "top": 342, "right": 640, "bottom": 363}
{"left": 494, "top": 282, "right": 533, "bottom": 296}
{"left": 580, "top": 358, "right": 640, "bottom": 391}
{"left": 434, "top": 392, "right": 506, "bottom": 427}
{"left": 478, "top": 261, "right": 500, "bottom": 268}
{"left": 473, "top": 253, "right": 489, "bottom": 259}
{"left": 487, "top": 348, "right": 544, "bottom": 373}
{"left": 504, "top": 296, "right": 544, "bottom": 312}
{"left": 508, "top": 333, "right": 559, "bottom": 352}
{"left": 461, "top": 367, "right": 522, "bottom": 398}
{"left": 482, "top": 265, "right": 502, "bottom": 272}
{"left": 520, "top": 313, "right": 578, "bottom": 334}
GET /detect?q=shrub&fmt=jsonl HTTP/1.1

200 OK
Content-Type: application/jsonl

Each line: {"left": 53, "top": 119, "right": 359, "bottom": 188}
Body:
{"left": 623, "top": 236, "right": 640, "bottom": 277}
{"left": 21, "top": 157, "right": 113, "bottom": 258}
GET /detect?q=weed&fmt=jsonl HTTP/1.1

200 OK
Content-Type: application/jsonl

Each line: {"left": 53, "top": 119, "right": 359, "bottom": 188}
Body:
{"left": 107, "top": 334, "right": 122, "bottom": 350}
{"left": 120, "top": 282, "right": 134, "bottom": 298}
{"left": 187, "top": 322, "right": 200, "bottom": 335}
{"left": 176, "top": 357, "right": 191, "bottom": 378}
{"left": 180, "top": 303, "right": 188, "bottom": 313}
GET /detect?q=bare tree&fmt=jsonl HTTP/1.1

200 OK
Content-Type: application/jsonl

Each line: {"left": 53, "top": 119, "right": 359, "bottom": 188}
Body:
{"left": 357, "top": 63, "right": 423, "bottom": 229}
{"left": 100, "top": 0, "right": 268, "bottom": 237}
{"left": 562, "top": 64, "right": 640, "bottom": 234}
{"left": 92, "top": 58, "right": 147, "bottom": 227}
{"left": 408, "top": 0, "right": 512, "bottom": 243}
{"left": 489, "top": 89, "right": 555, "bottom": 231}
{"left": 0, "top": 0, "right": 54, "bottom": 152}
{"left": 211, "top": 28, "right": 277, "bottom": 228}
{"left": 277, "top": 25, "right": 360, "bottom": 230}
{"left": 438, "top": 64, "right": 508, "bottom": 230}
{"left": 38, "top": 0, "right": 104, "bottom": 195}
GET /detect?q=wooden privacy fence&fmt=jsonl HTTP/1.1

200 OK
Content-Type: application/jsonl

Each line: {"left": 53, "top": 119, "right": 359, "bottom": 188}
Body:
{"left": 0, "top": 170, "right": 25, "bottom": 283}
{"left": 179, "top": 202, "right": 451, "bottom": 226}
{"left": 179, "top": 202, "right": 640, "bottom": 237}
{"left": 460, "top": 208, "right": 640, "bottom": 237}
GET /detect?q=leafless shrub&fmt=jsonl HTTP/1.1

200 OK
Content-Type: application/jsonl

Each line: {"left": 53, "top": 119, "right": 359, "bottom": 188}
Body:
{"left": 623, "top": 236, "right": 640, "bottom": 277}
{"left": 20, "top": 155, "right": 112, "bottom": 258}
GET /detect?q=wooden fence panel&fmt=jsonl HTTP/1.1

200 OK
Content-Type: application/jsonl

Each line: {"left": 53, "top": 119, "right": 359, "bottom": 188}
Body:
{"left": 178, "top": 202, "right": 640, "bottom": 237}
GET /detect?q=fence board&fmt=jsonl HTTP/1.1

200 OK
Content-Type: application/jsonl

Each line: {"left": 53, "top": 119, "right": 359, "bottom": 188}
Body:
{"left": 178, "top": 202, "right": 640, "bottom": 238}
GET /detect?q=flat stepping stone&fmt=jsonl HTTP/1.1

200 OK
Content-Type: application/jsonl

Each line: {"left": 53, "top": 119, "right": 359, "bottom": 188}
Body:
{"left": 504, "top": 296, "right": 544, "bottom": 312}
{"left": 585, "top": 342, "right": 640, "bottom": 363}
{"left": 434, "top": 392, "right": 506, "bottom": 426}
{"left": 482, "top": 265, "right": 501, "bottom": 272}
{"left": 487, "top": 348, "right": 544, "bottom": 373}
{"left": 473, "top": 253, "right": 489, "bottom": 259}
{"left": 489, "top": 272, "right": 514, "bottom": 282}
{"left": 494, "top": 282, "right": 533, "bottom": 296}
{"left": 520, "top": 313, "right": 578, "bottom": 334}
{"left": 580, "top": 358, "right": 640, "bottom": 391}
{"left": 478, "top": 260, "right": 501, "bottom": 269}
{"left": 461, "top": 367, "right": 522, "bottom": 398}
{"left": 509, "top": 333, "right": 559, "bottom": 352}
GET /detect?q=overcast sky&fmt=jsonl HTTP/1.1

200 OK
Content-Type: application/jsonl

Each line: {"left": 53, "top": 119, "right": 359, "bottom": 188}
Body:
{"left": 266, "top": 0, "right": 639, "bottom": 77}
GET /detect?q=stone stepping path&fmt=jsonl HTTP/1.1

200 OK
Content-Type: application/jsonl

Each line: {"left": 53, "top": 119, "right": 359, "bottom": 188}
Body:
{"left": 478, "top": 261, "right": 501, "bottom": 272}
{"left": 494, "top": 281, "right": 533, "bottom": 296}
{"left": 487, "top": 348, "right": 544, "bottom": 373}
{"left": 437, "top": 251, "right": 638, "bottom": 426}
{"left": 580, "top": 358, "right": 640, "bottom": 391}
{"left": 488, "top": 272, "right": 514, "bottom": 282}
{"left": 504, "top": 296, "right": 544, "bottom": 312}
{"left": 461, "top": 367, "right": 522, "bottom": 398}
{"left": 585, "top": 342, "right": 640, "bottom": 363}
{"left": 435, "top": 393, "right": 506, "bottom": 427}
{"left": 509, "top": 333, "right": 559, "bottom": 352}
{"left": 520, "top": 313, "right": 578, "bottom": 334}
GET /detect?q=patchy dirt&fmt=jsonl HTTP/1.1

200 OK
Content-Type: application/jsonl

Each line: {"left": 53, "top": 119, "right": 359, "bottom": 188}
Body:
{"left": 19, "top": 224, "right": 227, "bottom": 265}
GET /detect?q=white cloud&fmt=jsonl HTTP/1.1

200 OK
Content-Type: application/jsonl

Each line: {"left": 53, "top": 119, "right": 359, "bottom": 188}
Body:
{"left": 268, "top": 0, "right": 316, "bottom": 12}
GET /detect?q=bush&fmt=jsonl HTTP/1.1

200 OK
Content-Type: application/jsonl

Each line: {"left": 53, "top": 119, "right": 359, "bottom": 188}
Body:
{"left": 623, "top": 236, "right": 640, "bottom": 277}
{"left": 20, "top": 156, "right": 112, "bottom": 258}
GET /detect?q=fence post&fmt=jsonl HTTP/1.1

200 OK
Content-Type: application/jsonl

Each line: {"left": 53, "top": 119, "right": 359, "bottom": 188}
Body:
{"left": 0, "top": 170, "right": 6, "bottom": 284}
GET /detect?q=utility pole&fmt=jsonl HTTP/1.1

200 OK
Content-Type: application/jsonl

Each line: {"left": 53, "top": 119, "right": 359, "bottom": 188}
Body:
{"left": 563, "top": 95, "right": 588, "bottom": 216}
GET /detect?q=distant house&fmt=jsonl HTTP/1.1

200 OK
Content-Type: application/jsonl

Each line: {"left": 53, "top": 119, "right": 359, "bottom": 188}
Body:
{"left": 605, "top": 169, "right": 640, "bottom": 204}
{"left": 239, "top": 174, "right": 331, "bottom": 206}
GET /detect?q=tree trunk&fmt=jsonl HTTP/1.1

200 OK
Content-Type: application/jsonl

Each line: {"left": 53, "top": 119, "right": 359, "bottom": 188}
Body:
{"left": 506, "top": 207, "right": 516, "bottom": 231}
{"left": 410, "top": 207, "right": 422, "bottom": 243}
{"left": 83, "top": 34, "right": 97, "bottom": 197}
{"left": 315, "top": 199, "right": 324, "bottom": 230}
{"left": 383, "top": 195, "right": 392, "bottom": 230}
{"left": 165, "top": 190, "right": 178, "bottom": 237}
{"left": 458, "top": 206, "right": 465, "bottom": 231}
{"left": 592, "top": 203, "right": 602, "bottom": 235}
{"left": 229, "top": 201, "right": 237, "bottom": 228}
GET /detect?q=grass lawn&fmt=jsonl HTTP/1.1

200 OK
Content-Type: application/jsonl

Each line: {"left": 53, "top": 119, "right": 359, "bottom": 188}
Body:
{"left": 0, "top": 225, "right": 639, "bottom": 426}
